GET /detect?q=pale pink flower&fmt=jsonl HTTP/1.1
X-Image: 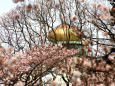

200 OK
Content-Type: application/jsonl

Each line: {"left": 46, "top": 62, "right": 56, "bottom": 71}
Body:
{"left": 13, "top": 14, "right": 19, "bottom": 20}
{"left": 4, "top": 56, "right": 17, "bottom": 67}
{"left": 109, "top": 17, "right": 115, "bottom": 23}
{"left": 12, "top": 0, "right": 24, "bottom": 3}
{"left": 26, "top": 4, "right": 32, "bottom": 12}
{"left": 83, "top": 59, "right": 91, "bottom": 68}
{"left": 97, "top": 4, "right": 108, "bottom": 12}
{"left": 51, "top": 80, "right": 59, "bottom": 86}
{"left": 76, "top": 78, "right": 82, "bottom": 85}
{"left": 91, "top": 20, "right": 96, "bottom": 24}
{"left": 103, "top": 7, "right": 109, "bottom": 12}
{"left": 103, "top": 32, "right": 109, "bottom": 36}
{"left": 91, "top": 2, "right": 97, "bottom": 7}
{"left": 73, "top": 70, "right": 81, "bottom": 78}
{"left": 51, "top": 81, "right": 57, "bottom": 86}
{"left": 55, "top": 4, "right": 60, "bottom": 9}
{"left": 108, "top": 56, "right": 114, "bottom": 61}
{"left": 105, "top": 65, "right": 111, "bottom": 71}
{"left": 33, "top": 4, "right": 38, "bottom": 10}
{"left": 110, "top": 82, "right": 115, "bottom": 86}
{"left": 70, "top": 15, "right": 77, "bottom": 22}
{"left": 14, "top": 81, "right": 24, "bottom": 86}
{"left": 82, "top": 20, "right": 87, "bottom": 24}
{"left": 97, "top": 4, "right": 102, "bottom": 9}
{"left": 12, "top": 0, "right": 19, "bottom": 3}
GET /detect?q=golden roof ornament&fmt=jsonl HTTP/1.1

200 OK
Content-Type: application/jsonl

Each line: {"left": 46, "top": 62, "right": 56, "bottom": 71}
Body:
{"left": 48, "top": 24, "right": 83, "bottom": 43}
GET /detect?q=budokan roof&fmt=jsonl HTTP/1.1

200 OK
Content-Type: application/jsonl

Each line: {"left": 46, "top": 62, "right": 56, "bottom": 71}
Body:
{"left": 48, "top": 24, "right": 82, "bottom": 43}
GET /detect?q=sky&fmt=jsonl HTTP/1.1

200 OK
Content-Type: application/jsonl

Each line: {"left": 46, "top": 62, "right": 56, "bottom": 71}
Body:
{"left": 0, "top": 0, "right": 16, "bottom": 48}
{"left": 0, "top": 0, "right": 111, "bottom": 16}
{"left": 0, "top": 0, "right": 16, "bottom": 16}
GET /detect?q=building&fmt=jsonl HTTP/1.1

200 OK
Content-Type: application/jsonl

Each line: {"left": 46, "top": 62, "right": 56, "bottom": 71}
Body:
{"left": 48, "top": 24, "right": 84, "bottom": 49}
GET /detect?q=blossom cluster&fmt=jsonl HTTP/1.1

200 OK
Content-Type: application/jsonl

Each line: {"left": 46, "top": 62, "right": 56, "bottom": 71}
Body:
{"left": 12, "top": 0, "right": 24, "bottom": 3}
{"left": 0, "top": 44, "right": 77, "bottom": 85}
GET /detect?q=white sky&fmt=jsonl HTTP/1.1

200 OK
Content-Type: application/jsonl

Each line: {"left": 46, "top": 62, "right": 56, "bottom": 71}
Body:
{"left": 0, "top": 0, "right": 111, "bottom": 16}
{"left": 0, "top": 0, "right": 16, "bottom": 16}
